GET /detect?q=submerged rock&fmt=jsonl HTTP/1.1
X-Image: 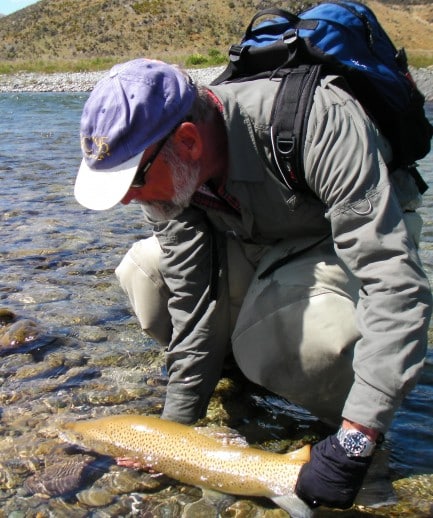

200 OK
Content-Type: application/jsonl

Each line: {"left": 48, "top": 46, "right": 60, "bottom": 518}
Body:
{"left": 0, "top": 318, "right": 54, "bottom": 356}
{"left": 76, "top": 487, "right": 115, "bottom": 507}
{"left": 0, "top": 319, "right": 40, "bottom": 348}
{"left": 0, "top": 308, "right": 16, "bottom": 326}
{"left": 23, "top": 454, "right": 105, "bottom": 497}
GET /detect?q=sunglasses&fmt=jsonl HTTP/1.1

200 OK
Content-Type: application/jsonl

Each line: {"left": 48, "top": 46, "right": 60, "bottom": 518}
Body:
{"left": 130, "top": 132, "right": 173, "bottom": 188}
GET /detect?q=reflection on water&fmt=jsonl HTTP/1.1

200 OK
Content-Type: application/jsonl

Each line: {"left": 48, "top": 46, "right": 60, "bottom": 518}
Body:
{"left": 0, "top": 94, "right": 432, "bottom": 515}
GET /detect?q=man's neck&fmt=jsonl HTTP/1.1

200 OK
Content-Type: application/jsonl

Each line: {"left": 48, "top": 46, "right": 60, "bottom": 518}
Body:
{"left": 198, "top": 104, "right": 228, "bottom": 187}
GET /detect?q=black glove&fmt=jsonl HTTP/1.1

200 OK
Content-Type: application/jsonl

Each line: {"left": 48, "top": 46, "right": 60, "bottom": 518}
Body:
{"left": 295, "top": 434, "right": 372, "bottom": 509}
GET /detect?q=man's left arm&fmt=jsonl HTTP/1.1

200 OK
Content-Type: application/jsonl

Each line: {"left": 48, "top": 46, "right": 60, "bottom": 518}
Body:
{"left": 296, "top": 77, "right": 432, "bottom": 508}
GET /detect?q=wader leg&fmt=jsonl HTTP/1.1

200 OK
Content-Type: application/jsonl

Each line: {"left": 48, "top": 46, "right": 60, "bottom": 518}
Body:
{"left": 115, "top": 234, "right": 256, "bottom": 347}
{"left": 232, "top": 238, "right": 361, "bottom": 427}
{"left": 115, "top": 236, "right": 172, "bottom": 347}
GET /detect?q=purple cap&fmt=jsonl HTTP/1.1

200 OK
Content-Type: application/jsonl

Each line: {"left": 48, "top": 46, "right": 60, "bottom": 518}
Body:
{"left": 74, "top": 58, "right": 196, "bottom": 210}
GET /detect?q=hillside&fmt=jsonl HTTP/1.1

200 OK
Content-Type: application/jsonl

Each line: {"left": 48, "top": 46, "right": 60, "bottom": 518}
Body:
{"left": 0, "top": 0, "right": 432, "bottom": 69}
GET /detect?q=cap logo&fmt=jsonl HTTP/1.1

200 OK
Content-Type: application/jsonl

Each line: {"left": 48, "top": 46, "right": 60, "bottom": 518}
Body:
{"left": 81, "top": 135, "right": 111, "bottom": 161}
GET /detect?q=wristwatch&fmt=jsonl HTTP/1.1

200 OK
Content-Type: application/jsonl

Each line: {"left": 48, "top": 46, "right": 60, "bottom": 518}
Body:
{"left": 336, "top": 427, "right": 376, "bottom": 457}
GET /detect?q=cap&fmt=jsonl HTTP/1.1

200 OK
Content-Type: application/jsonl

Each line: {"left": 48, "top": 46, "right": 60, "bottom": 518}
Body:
{"left": 74, "top": 58, "right": 196, "bottom": 210}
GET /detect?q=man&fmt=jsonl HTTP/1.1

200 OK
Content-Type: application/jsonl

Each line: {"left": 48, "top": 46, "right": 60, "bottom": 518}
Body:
{"left": 74, "top": 58, "right": 432, "bottom": 510}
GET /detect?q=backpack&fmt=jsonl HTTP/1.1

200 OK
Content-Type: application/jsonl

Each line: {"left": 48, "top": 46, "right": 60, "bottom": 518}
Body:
{"left": 211, "top": 0, "right": 432, "bottom": 193}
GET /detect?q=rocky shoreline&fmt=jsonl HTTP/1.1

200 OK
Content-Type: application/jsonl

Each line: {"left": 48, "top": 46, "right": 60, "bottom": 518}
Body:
{"left": 1, "top": 66, "right": 432, "bottom": 100}
{"left": 0, "top": 67, "right": 226, "bottom": 93}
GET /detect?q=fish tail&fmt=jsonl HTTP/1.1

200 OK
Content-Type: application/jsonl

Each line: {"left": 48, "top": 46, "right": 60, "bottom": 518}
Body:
{"left": 271, "top": 493, "right": 313, "bottom": 518}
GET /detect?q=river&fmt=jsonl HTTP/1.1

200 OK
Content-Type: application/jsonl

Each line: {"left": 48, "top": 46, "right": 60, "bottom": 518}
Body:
{"left": 0, "top": 93, "right": 432, "bottom": 516}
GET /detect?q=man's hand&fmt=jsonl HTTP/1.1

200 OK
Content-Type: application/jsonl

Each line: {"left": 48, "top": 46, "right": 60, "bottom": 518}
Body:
{"left": 295, "top": 433, "right": 373, "bottom": 509}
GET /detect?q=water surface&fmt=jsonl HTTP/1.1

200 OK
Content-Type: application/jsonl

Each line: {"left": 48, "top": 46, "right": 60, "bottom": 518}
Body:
{"left": 0, "top": 93, "right": 432, "bottom": 515}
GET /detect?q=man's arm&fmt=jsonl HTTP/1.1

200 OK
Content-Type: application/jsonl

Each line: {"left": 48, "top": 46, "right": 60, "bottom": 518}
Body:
{"left": 304, "top": 76, "right": 431, "bottom": 432}
{"left": 153, "top": 207, "right": 231, "bottom": 424}
{"left": 296, "top": 77, "right": 432, "bottom": 508}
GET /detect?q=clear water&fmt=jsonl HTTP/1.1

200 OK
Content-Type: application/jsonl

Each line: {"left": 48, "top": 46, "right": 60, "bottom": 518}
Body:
{"left": 0, "top": 93, "right": 432, "bottom": 512}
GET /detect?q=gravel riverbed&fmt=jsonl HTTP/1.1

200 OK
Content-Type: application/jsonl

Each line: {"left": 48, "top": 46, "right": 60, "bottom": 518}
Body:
{"left": 0, "top": 66, "right": 226, "bottom": 92}
{"left": 1, "top": 65, "right": 432, "bottom": 100}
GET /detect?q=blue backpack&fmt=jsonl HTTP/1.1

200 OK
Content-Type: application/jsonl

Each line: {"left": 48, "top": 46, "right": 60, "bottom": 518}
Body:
{"left": 212, "top": 0, "right": 431, "bottom": 193}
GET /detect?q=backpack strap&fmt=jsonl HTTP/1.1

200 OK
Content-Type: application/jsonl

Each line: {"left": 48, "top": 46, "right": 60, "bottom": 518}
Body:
{"left": 242, "top": 7, "right": 318, "bottom": 42}
{"left": 270, "top": 64, "right": 323, "bottom": 191}
{"left": 243, "top": 7, "right": 299, "bottom": 38}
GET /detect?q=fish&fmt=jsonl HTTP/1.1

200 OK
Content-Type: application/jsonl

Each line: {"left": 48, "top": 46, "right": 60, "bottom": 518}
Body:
{"left": 60, "top": 414, "right": 313, "bottom": 518}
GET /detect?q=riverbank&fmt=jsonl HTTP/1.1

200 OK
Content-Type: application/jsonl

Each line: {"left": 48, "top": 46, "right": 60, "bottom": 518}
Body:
{"left": 0, "top": 67, "right": 225, "bottom": 92}
{"left": 1, "top": 66, "right": 433, "bottom": 100}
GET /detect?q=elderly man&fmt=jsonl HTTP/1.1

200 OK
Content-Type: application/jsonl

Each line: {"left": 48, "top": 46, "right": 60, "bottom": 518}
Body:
{"left": 74, "top": 58, "right": 431, "bottom": 510}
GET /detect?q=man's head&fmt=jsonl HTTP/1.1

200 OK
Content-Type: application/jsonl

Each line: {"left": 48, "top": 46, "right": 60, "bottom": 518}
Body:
{"left": 74, "top": 58, "right": 197, "bottom": 211}
{"left": 134, "top": 137, "right": 201, "bottom": 222}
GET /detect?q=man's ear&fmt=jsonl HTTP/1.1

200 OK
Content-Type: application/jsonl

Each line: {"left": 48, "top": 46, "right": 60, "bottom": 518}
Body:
{"left": 173, "top": 122, "right": 202, "bottom": 161}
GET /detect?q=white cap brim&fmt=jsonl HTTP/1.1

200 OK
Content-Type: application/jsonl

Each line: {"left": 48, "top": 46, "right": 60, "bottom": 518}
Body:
{"left": 74, "top": 151, "right": 143, "bottom": 210}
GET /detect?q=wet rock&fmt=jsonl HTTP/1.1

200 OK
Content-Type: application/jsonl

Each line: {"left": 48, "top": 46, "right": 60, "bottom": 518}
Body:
{"left": 183, "top": 498, "right": 220, "bottom": 518}
{"left": 76, "top": 487, "right": 115, "bottom": 507}
{"left": 75, "top": 325, "right": 108, "bottom": 343}
{"left": 0, "top": 458, "right": 42, "bottom": 491}
{"left": 7, "top": 287, "right": 70, "bottom": 305}
{"left": 23, "top": 455, "right": 104, "bottom": 497}
{"left": 135, "top": 496, "right": 184, "bottom": 517}
{"left": 99, "top": 469, "right": 163, "bottom": 494}
{"left": 393, "top": 474, "right": 433, "bottom": 516}
{"left": 0, "top": 352, "right": 32, "bottom": 378}
{"left": 0, "top": 319, "right": 40, "bottom": 347}
{"left": 43, "top": 366, "right": 101, "bottom": 392}
{"left": 0, "top": 308, "right": 16, "bottom": 326}
{"left": 0, "top": 466, "right": 21, "bottom": 491}
{"left": 0, "top": 319, "right": 47, "bottom": 355}
{"left": 73, "top": 386, "right": 151, "bottom": 406}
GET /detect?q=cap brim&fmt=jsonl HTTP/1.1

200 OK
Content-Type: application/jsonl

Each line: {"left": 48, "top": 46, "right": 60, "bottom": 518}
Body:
{"left": 74, "top": 151, "right": 143, "bottom": 210}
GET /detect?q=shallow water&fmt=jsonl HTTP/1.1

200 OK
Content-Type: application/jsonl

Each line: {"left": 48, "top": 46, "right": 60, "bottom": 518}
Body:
{"left": 0, "top": 93, "right": 432, "bottom": 516}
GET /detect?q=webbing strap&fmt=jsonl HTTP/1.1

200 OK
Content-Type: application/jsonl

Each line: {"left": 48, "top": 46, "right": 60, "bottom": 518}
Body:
{"left": 270, "top": 64, "right": 323, "bottom": 190}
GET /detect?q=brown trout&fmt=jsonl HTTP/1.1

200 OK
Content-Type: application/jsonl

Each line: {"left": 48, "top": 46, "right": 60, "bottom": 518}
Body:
{"left": 60, "top": 414, "right": 313, "bottom": 517}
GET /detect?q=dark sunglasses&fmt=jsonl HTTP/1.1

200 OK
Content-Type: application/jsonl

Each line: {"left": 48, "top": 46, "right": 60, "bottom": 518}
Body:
{"left": 130, "top": 132, "right": 173, "bottom": 188}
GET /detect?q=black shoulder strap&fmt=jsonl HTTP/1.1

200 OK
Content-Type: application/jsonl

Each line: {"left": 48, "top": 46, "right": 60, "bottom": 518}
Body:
{"left": 270, "top": 64, "right": 323, "bottom": 191}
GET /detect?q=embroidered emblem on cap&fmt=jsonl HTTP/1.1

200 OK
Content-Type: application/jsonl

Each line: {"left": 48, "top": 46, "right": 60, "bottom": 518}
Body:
{"left": 81, "top": 135, "right": 111, "bottom": 161}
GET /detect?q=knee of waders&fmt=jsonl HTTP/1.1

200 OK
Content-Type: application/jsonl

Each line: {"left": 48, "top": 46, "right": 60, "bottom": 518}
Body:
{"left": 232, "top": 289, "right": 360, "bottom": 426}
{"left": 115, "top": 237, "right": 172, "bottom": 346}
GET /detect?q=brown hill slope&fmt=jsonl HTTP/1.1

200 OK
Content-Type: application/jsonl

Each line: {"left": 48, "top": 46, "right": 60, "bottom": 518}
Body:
{"left": 0, "top": 0, "right": 432, "bottom": 67}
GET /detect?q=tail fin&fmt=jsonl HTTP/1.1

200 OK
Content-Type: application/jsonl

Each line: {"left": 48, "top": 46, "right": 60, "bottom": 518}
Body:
{"left": 271, "top": 494, "right": 313, "bottom": 518}
{"left": 273, "top": 445, "right": 312, "bottom": 517}
{"left": 285, "top": 444, "right": 311, "bottom": 462}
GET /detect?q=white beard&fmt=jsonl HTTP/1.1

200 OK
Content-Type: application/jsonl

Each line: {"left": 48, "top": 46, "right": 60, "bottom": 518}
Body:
{"left": 140, "top": 145, "right": 200, "bottom": 223}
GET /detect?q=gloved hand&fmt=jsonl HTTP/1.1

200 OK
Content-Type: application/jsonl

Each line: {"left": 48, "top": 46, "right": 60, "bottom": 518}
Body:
{"left": 295, "top": 434, "right": 372, "bottom": 509}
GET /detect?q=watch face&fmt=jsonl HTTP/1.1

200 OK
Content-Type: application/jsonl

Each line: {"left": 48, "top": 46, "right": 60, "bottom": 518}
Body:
{"left": 342, "top": 431, "right": 368, "bottom": 455}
